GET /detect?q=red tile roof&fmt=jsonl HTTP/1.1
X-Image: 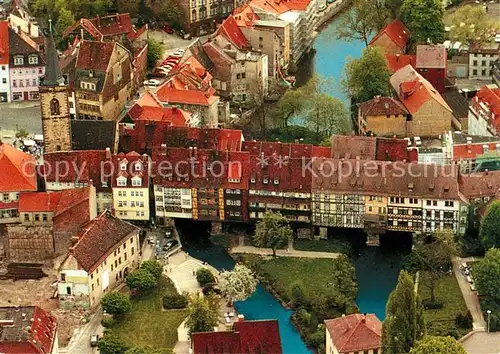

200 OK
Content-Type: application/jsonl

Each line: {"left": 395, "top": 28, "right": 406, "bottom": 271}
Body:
{"left": 233, "top": 4, "right": 260, "bottom": 27}
{"left": 357, "top": 96, "right": 408, "bottom": 116}
{"left": 0, "top": 21, "right": 9, "bottom": 66}
{"left": 216, "top": 16, "right": 248, "bottom": 49}
{"left": 331, "top": 135, "right": 376, "bottom": 159}
{"left": 54, "top": 187, "right": 92, "bottom": 217}
{"left": 249, "top": 0, "right": 311, "bottom": 14}
{"left": 384, "top": 53, "right": 416, "bottom": 73}
{"left": 125, "top": 103, "right": 190, "bottom": 127}
{"left": 72, "top": 211, "right": 139, "bottom": 272}
{"left": 192, "top": 319, "right": 282, "bottom": 354}
{"left": 416, "top": 45, "right": 447, "bottom": 69}
{"left": 390, "top": 64, "right": 452, "bottom": 114}
{"left": 459, "top": 171, "right": 500, "bottom": 199}
{"left": 376, "top": 137, "right": 418, "bottom": 162}
{"left": 111, "top": 152, "right": 150, "bottom": 188}
{"left": 155, "top": 86, "right": 218, "bottom": 106}
{"left": 76, "top": 40, "right": 115, "bottom": 72}
{"left": 30, "top": 306, "right": 57, "bottom": 354}
{"left": 369, "top": 19, "right": 410, "bottom": 50}
{"left": 474, "top": 86, "right": 500, "bottom": 131}
{"left": 325, "top": 314, "right": 382, "bottom": 353}
{"left": 0, "top": 143, "right": 37, "bottom": 192}
{"left": 18, "top": 192, "right": 62, "bottom": 212}
{"left": 90, "top": 13, "right": 133, "bottom": 36}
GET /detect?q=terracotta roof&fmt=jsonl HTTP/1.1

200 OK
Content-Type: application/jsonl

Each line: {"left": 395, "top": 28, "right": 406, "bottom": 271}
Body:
{"left": 125, "top": 103, "right": 189, "bottom": 127}
{"left": 416, "top": 45, "right": 447, "bottom": 69}
{"left": 76, "top": 40, "right": 115, "bottom": 72}
{"left": 216, "top": 16, "right": 248, "bottom": 49}
{"left": 137, "top": 90, "right": 163, "bottom": 107}
{"left": 249, "top": 0, "right": 295, "bottom": 15}
{"left": 111, "top": 152, "right": 150, "bottom": 188}
{"left": 474, "top": 86, "right": 500, "bottom": 131}
{"left": 72, "top": 210, "right": 139, "bottom": 272}
{"left": 459, "top": 171, "right": 500, "bottom": 199}
{"left": 384, "top": 54, "right": 416, "bottom": 73}
{"left": 156, "top": 86, "right": 218, "bottom": 106}
{"left": 18, "top": 192, "right": 62, "bottom": 212}
{"left": 369, "top": 19, "right": 410, "bottom": 50}
{"left": 325, "top": 314, "right": 381, "bottom": 353}
{"left": 0, "top": 21, "right": 9, "bottom": 65}
{"left": 90, "top": 13, "right": 134, "bottom": 37}
{"left": 192, "top": 319, "right": 282, "bottom": 354}
{"left": 233, "top": 4, "right": 260, "bottom": 27}
{"left": 331, "top": 135, "right": 376, "bottom": 159}
{"left": 390, "top": 64, "right": 452, "bottom": 114}
{"left": 357, "top": 96, "right": 408, "bottom": 116}
{"left": 0, "top": 143, "right": 37, "bottom": 192}
{"left": 54, "top": 187, "right": 91, "bottom": 216}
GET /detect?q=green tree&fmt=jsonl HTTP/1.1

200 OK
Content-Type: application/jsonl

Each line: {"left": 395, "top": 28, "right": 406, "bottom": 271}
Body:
{"left": 291, "top": 282, "right": 308, "bottom": 307}
{"left": 97, "top": 330, "right": 130, "bottom": 354}
{"left": 413, "top": 231, "right": 457, "bottom": 302}
{"left": 480, "top": 201, "right": 500, "bottom": 249}
{"left": 196, "top": 268, "right": 215, "bottom": 286}
{"left": 126, "top": 268, "right": 157, "bottom": 293}
{"left": 253, "top": 210, "right": 293, "bottom": 256}
{"left": 147, "top": 38, "right": 163, "bottom": 69}
{"left": 56, "top": 8, "right": 75, "bottom": 38}
{"left": 185, "top": 293, "right": 219, "bottom": 335}
{"left": 330, "top": 254, "right": 357, "bottom": 309}
{"left": 336, "top": 0, "right": 389, "bottom": 46}
{"left": 140, "top": 260, "right": 163, "bottom": 280}
{"left": 304, "top": 93, "right": 351, "bottom": 136}
{"left": 125, "top": 346, "right": 173, "bottom": 354}
{"left": 116, "top": 0, "right": 141, "bottom": 18}
{"left": 218, "top": 264, "right": 258, "bottom": 303}
{"left": 409, "top": 335, "right": 467, "bottom": 354}
{"left": 270, "top": 88, "right": 309, "bottom": 128}
{"left": 400, "top": 0, "right": 445, "bottom": 45}
{"left": 344, "top": 47, "right": 392, "bottom": 103}
{"left": 474, "top": 248, "right": 500, "bottom": 303}
{"left": 449, "top": 6, "right": 500, "bottom": 45}
{"left": 101, "top": 292, "right": 131, "bottom": 317}
{"left": 157, "top": 0, "right": 185, "bottom": 29}
{"left": 382, "top": 271, "right": 425, "bottom": 353}
{"left": 15, "top": 128, "right": 29, "bottom": 138}
{"left": 385, "top": 0, "right": 404, "bottom": 20}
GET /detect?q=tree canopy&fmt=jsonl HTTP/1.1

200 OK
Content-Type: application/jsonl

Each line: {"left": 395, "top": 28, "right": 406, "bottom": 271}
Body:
{"left": 98, "top": 330, "right": 130, "bottom": 354}
{"left": 101, "top": 292, "right": 131, "bottom": 317}
{"left": 344, "top": 47, "right": 392, "bottom": 103}
{"left": 253, "top": 210, "right": 293, "bottom": 256}
{"left": 185, "top": 293, "right": 219, "bottom": 335}
{"left": 140, "top": 260, "right": 164, "bottom": 280}
{"left": 449, "top": 5, "right": 500, "bottom": 45}
{"left": 218, "top": 264, "right": 258, "bottom": 303}
{"left": 147, "top": 38, "right": 163, "bottom": 69}
{"left": 409, "top": 336, "right": 467, "bottom": 354}
{"left": 479, "top": 201, "right": 500, "bottom": 250}
{"left": 196, "top": 268, "right": 215, "bottom": 286}
{"left": 126, "top": 268, "right": 157, "bottom": 293}
{"left": 330, "top": 255, "right": 357, "bottom": 309}
{"left": 474, "top": 248, "right": 500, "bottom": 304}
{"left": 382, "top": 271, "right": 425, "bottom": 353}
{"left": 400, "top": 0, "right": 445, "bottom": 45}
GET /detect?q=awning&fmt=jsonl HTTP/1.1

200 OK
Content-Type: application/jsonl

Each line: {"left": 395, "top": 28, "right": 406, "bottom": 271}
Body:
{"left": 34, "top": 134, "right": 44, "bottom": 141}
{"left": 23, "top": 139, "right": 36, "bottom": 146}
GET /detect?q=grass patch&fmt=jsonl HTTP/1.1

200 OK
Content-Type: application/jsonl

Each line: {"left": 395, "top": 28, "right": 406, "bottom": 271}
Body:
{"left": 418, "top": 272, "right": 471, "bottom": 338}
{"left": 112, "top": 277, "right": 187, "bottom": 350}
{"left": 293, "top": 239, "right": 351, "bottom": 255}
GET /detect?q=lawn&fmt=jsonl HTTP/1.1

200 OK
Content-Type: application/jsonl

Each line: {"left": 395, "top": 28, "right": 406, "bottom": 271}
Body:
{"left": 418, "top": 272, "right": 471, "bottom": 338}
{"left": 239, "top": 254, "right": 340, "bottom": 302}
{"left": 293, "top": 239, "right": 352, "bottom": 255}
{"left": 112, "top": 277, "right": 187, "bottom": 350}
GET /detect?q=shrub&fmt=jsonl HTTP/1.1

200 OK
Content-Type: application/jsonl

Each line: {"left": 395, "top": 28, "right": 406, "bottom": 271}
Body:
{"left": 306, "top": 328, "right": 325, "bottom": 349}
{"left": 101, "top": 292, "right": 131, "bottom": 317}
{"left": 291, "top": 283, "right": 308, "bottom": 308}
{"left": 101, "top": 318, "right": 114, "bottom": 328}
{"left": 140, "top": 260, "right": 163, "bottom": 280}
{"left": 196, "top": 268, "right": 215, "bottom": 286}
{"left": 455, "top": 311, "right": 473, "bottom": 329}
{"left": 163, "top": 293, "right": 188, "bottom": 309}
{"left": 295, "top": 308, "right": 311, "bottom": 328}
{"left": 422, "top": 299, "right": 444, "bottom": 310}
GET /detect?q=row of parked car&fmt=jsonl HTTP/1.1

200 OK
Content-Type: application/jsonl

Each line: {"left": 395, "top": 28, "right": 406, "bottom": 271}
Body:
{"left": 460, "top": 262, "right": 476, "bottom": 291}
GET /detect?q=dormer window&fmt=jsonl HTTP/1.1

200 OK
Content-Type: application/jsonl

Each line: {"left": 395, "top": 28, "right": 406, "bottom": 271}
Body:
{"left": 263, "top": 178, "right": 269, "bottom": 184}
{"left": 89, "top": 70, "right": 94, "bottom": 78}
{"left": 81, "top": 81, "right": 96, "bottom": 91}
{"left": 132, "top": 176, "right": 142, "bottom": 187}
{"left": 135, "top": 161, "right": 143, "bottom": 171}
{"left": 274, "top": 178, "right": 279, "bottom": 185}
{"left": 14, "top": 56, "right": 23, "bottom": 65}
{"left": 120, "top": 161, "right": 127, "bottom": 171}
{"left": 117, "top": 176, "right": 127, "bottom": 186}
{"left": 28, "top": 55, "right": 38, "bottom": 65}
{"left": 250, "top": 177, "right": 255, "bottom": 183}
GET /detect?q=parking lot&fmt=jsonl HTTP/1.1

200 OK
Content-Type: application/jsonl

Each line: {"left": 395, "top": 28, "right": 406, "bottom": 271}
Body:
{"left": 146, "top": 226, "right": 182, "bottom": 263}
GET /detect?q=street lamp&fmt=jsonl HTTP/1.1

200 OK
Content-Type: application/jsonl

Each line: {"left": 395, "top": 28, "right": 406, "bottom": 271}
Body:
{"left": 487, "top": 310, "right": 491, "bottom": 332}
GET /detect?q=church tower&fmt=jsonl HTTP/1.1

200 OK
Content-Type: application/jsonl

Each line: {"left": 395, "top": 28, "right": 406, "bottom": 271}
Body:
{"left": 40, "top": 20, "right": 71, "bottom": 153}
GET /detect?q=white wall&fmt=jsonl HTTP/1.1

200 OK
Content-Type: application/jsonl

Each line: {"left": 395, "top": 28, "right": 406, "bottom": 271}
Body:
{"left": 0, "top": 64, "right": 10, "bottom": 102}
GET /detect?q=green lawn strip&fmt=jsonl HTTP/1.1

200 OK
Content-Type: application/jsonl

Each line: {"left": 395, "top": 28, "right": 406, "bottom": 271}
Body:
{"left": 112, "top": 278, "right": 187, "bottom": 350}
{"left": 293, "top": 239, "right": 351, "bottom": 254}
{"left": 418, "top": 272, "right": 470, "bottom": 337}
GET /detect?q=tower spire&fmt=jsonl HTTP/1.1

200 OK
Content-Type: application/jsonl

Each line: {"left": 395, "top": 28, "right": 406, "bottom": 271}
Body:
{"left": 41, "top": 19, "right": 65, "bottom": 87}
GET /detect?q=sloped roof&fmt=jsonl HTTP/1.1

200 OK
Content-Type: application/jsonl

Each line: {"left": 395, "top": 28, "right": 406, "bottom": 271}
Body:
{"left": 390, "top": 64, "right": 452, "bottom": 114}
{"left": 369, "top": 19, "right": 410, "bottom": 50}
{"left": 331, "top": 135, "right": 376, "bottom": 159}
{"left": 416, "top": 45, "right": 447, "bottom": 69}
{"left": 325, "top": 314, "right": 382, "bottom": 353}
{"left": 459, "top": 171, "right": 500, "bottom": 199}
{"left": 0, "top": 143, "right": 37, "bottom": 192}
{"left": 76, "top": 40, "right": 114, "bottom": 71}
{"left": 216, "top": 16, "right": 248, "bottom": 49}
{"left": 111, "top": 152, "right": 150, "bottom": 188}
{"left": 125, "top": 103, "right": 189, "bottom": 127}
{"left": 155, "top": 86, "right": 218, "bottom": 106}
{"left": 249, "top": 0, "right": 311, "bottom": 14}
{"left": 72, "top": 210, "right": 139, "bottom": 272}
{"left": 0, "top": 21, "right": 9, "bottom": 66}
{"left": 71, "top": 120, "right": 116, "bottom": 151}
{"left": 233, "top": 4, "right": 260, "bottom": 27}
{"left": 357, "top": 96, "right": 408, "bottom": 116}
{"left": 384, "top": 53, "right": 416, "bottom": 73}
{"left": 137, "top": 90, "right": 163, "bottom": 107}
{"left": 90, "top": 13, "right": 133, "bottom": 37}
{"left": 18, "top": 191, "right": 62, "bottom": 212}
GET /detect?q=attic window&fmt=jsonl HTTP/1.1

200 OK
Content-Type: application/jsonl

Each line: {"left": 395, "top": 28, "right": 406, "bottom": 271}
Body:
{"left": 443, "top": 186, "right": 450, "bottom": 192}
{"left": 250, "top": 177, "right": 256, "bottom": 183}
{"left": 135, "top": 162, "right": 143, "bottom": 171}
{"left": 120, "top": 162, "right": 127, "bottom": 171}
{"left": 408, "top": 182, "right": 414, "bottom": 191}
{"left": 117, "top": 176, "right": 127, "bottom": 186}
{"left": 273, "top": 178, "right": 279, "bottom": 185}
{"left": 81, "top": 81, "right": 96, "bottom": 91}
{"left": 263, "top": 177, "right": 269, "bottom": 184}
{"left": 429, "top": 183, "right": 435, "bottom": 191}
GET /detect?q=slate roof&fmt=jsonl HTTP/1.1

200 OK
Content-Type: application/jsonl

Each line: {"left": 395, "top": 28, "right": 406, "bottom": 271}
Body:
{"left": 0, "top": 142, "right": 37, "bottom": 192}
{"left": 72, "top": 210, "right": 139, "bottom": 272}
{"left": 369, "top": 19, "right": 410, "bottom": 50}
{"left": 71, "top": 120, "right": 116, "bottom": 151}
{"left": 325, "top": 314, "right": 381, "bottom": 353}
{"left": 40, "top": 29, "right": 63, "bottom": 86}
{"left": 416, "top": 45, "right": 447, "bottom": 69}
{"left": 443, "top": 88, "right": 469, "bottom": 120}
{"left": 192, "top": 319, "right": 282, "bottom": 354}
{"left": 357, "top": 96, "right": 408, "bottom": 116}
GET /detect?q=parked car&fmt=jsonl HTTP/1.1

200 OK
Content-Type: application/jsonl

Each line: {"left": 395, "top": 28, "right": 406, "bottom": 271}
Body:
{"left": 414, "top": 136, "right": 422, "bottom": 147}
{"left": 165, "top": 240, "right": 179, "bottom": 250}
{"left": 318, "top": 4, "right": 327, "bottom": 11}
{"left": 470, "top": 283, "right": 476, "bottom": 291}
{"left": 404, "top": 137, "right": 411, "bottom": 147}
{"left": 90, "top": 334, "right": 99, "bottom": 347}
{"left": 466, "top": 275, "right": 473, "bottom": 283}
{"left": 163, "top": 25, "right": 174, "bottom": 34}
{"left": 143, "top": 79, "right": 161, "bottom": 87}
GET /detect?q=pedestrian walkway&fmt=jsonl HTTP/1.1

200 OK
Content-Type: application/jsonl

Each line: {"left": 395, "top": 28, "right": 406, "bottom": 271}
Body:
{"left": 460, "top": 331, "right": 500, "bottom": 354}
{"left": 229, "top": 245, "right": 340, "bottom": 259}
{"left": 452, "top": 257, "right": 487, "bottom": 330}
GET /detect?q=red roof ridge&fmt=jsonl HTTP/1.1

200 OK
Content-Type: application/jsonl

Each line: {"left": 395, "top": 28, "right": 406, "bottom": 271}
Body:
{"left": 369, "top": 19, "right": 410, "bottom": 50}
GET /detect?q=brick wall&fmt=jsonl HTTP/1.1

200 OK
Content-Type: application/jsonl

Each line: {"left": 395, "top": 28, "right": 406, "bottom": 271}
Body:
{"left": 6, "top": 225, "right": 54, "bottom": 261}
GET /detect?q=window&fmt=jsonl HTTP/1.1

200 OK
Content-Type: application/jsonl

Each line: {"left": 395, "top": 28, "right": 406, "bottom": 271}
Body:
{"left": 12, "top": 79, "right": 16, "bottom": 87}
{"left": 24, "top": 214, "right": 29, "bottom": 221}
{"left": 32, "top": 78, "right": 37, "bottom": 86}
{"left": 473, "top": 60, "right": 478, "bottom": 66}
{"left": 28, "top": 55, "right": 38, "bottom": 64}
{"left": 426, "top": 200, "right": 431, "bottom": 206}
{"left": 131, "top": 247, "right": 134, "bottom": 255}
{"left": 14, "top": 56, "right": 23, "bottom": 65}
{"left": 1, "top": 65, "right": 4, "bottom": 70}
{"left": 1, "top": 78, "right": 5, "bottom": 84}
{"left": 117, "top": 177, "right": 127, "bottom": 186}
{"left": 34, "top": 214, "right": 40, "bottom": 221}
{"left": 42, "top": 214, "right": 47, "bottom": 222}
{"left": 132, "top": 177, "right": 142, "bottom": 186}
{"left": 50, "top": 99, "right": 60, "bottom": 115}
{"left": 135, "top": 162, "right": 143, "bottom": 171}
{"left": 61, "top": 273, "right": 66, "bottom": 281}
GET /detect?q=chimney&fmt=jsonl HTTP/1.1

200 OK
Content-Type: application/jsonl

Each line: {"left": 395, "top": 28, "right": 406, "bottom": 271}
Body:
{"left": 396, "top": 53, "right": 400, "bottom": 61}
{"left": 237, "top": 314, "right": 245, "bottom": 322}
{"left": 17, "top": 25, "right": 21, "bottom": 34}
{"left": 96, "top": 15, "right": 101, "bottom": 27}
{"left": 189, "top": 146, "right": 194, "bottom": 158}
{"left": 194, "top": 146, "right": 198, "bottom": 159}
{"left": 105, "top": 147, "right": 111, "bottom": 160}
{"left": 361, "top": 313, "right": 367, "bottom": 323}
{"left": 142, "top": 153, "right": 148, "bottom": 163}
{"left": 71, "top": 236, "right": 79, "bottom": 245}
{"left": 161, "top": 143, "right": 167, "bottom": 155}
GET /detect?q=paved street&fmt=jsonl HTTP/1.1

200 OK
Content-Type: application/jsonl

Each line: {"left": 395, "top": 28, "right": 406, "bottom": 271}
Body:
{"left": 59, "top": 311, "right": 103, "bottom": 354}
{"left": 229, "top": 245, "right": 341, "bottom": 259}
{"left": 0, "top": 102, "right": 42, "bottom": 140}
{"left": 452, "top": 257, "right": 487, "bottom": 330}
{"left": 461, "top": 331, "right": 500, "bottom": 354}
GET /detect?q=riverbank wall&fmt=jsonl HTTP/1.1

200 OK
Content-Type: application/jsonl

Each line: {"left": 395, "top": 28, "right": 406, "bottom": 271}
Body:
{"left": 315, "top": 0, "right": 353, "bottom": 31}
